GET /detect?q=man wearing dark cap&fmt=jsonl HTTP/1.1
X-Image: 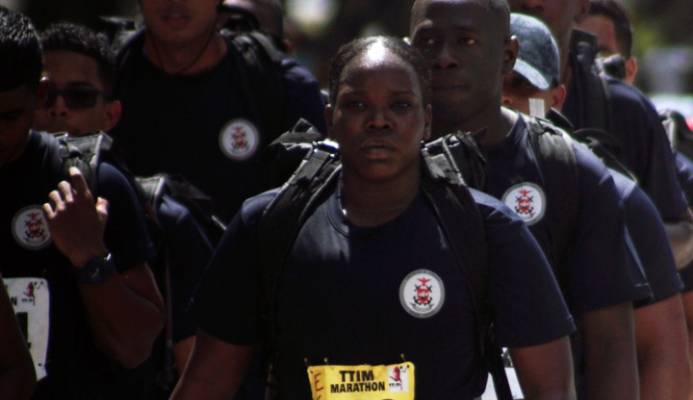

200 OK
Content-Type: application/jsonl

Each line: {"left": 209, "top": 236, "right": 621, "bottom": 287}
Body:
{"left": 502, "top": 13, "right": 566, "bottom": 117}
{"left": 507, "top": 0, "right": 693, "bottom": 274}
{"left": 504, "top": 13, "right": 691, "bottom": 399}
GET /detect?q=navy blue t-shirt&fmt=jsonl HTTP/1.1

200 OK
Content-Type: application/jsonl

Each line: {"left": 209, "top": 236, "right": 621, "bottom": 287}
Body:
{"left": 483, "top": 117, "right": 651, "bottom": 317}
{"left": 609, "top": 170, "right": 683, "bottom": 306}
{"left": 1, "top": 131, "right": 154, "bottom": 399}
{"left": 113, "top": 33, "right": 326, "bottom": 223}
{"left": 194, "top": 184, "right": 575, "bottom": 399}
{"left": 157, "top": 195, "right": 213, "bottom": 342}
{"left": 563, "top": 35, "right": 687, "bottom": 221}
{"left": 674, "top": 152, "right": 693, "bottom": 290}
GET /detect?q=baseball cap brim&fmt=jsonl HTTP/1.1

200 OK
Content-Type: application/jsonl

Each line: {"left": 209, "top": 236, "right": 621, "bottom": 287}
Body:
{"left": 513, "top": 58, "right": 551, "bottom": 91}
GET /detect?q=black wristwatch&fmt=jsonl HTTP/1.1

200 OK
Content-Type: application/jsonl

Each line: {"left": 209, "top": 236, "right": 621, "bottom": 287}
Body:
{"left": 76, "top": 253, "right": 116, "bottom": 284}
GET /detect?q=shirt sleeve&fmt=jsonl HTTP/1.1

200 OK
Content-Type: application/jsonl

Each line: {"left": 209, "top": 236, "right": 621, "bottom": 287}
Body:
{"left": 97, "top": 162, "right": 156, "bottom": 272}
{"left": 193, "top": 192, "right": 276, "bottom": 345}
{"left": 281, "top": 58, "right": 327, "bottom": 134}
{"left": 608, "top": 80, "right": 688, "bottom": 221}
{"left": 565, "top": 143, "right": 652, "bottom": 316}
{"left": 157, "top": 196, "right": 214, "bottom": 343}
{"left": 473, "top": 191, "right": 576, "bottom": 348}
{"left": 621, "top": 182, "right": 684, "bottom": 306}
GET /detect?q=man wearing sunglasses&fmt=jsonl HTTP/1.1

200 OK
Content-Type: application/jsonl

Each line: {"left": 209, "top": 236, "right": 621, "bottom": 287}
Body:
{"left": 1, "top": 9, "right": 165, "bottom": 399}
{"left": 33, "top": 28, "right": 121, "bottom": 136}
{"left": 33, "top": 21, "right": 218, "bottom": 397}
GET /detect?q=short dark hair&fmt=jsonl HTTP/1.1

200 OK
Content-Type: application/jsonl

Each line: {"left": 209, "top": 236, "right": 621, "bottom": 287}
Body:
{"left": 40, "top": 22, "right": 115, "bottom": 95}
{"left": 411, "top": 0, "right": 511, "bottom": 39}
{"left": 0, "top": 6, "right": 42, "bottom": 91}
{"left": 586, "top": 0, "right": 633, "bottom": 58}
{"left": 328, "top": 36, "right": 432, "bottom": 107}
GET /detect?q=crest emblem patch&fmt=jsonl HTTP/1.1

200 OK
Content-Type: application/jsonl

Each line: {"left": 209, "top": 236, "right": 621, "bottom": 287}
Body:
{"left": 218, "top": 118, "right": 260, "bottom": 161}
{"left": 501, "top": 182, "right": 546, "bottom": 226}
{"left": 399, "top": 269, "right": 445, "bottom": 319}
{"left": 12, "top": 206, "right": 51, "bottom": 250}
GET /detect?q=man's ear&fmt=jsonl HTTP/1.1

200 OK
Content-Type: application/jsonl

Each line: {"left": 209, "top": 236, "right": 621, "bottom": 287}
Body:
{"left": 103, "top": 100, "right": 123, "bottom": 132}
{"left": 551, "top": 84, "right": 567, "bottom": 110}
{"left": 502, "top": 36, "right": 519, "bottom": 75}
{"left": 324, "top": 104, "right": 334, "bottom": 138}
{"left": 624, "top": 57, "right": 638, "bottom": 85}
{"left": 423, "top": 104, "right": 432, "bottom": 141}
{"left": 576, "top": 0, "right": 590, "bottom": 21}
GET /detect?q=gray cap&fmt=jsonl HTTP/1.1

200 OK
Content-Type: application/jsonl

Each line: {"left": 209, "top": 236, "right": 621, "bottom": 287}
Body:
{"left": 510, "top": 13, "right": 560, "bottom": 90}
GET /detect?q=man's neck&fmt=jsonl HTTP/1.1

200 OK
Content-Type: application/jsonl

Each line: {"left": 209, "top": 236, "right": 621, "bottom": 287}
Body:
{"left": 143, "top": 30, "right": 227, "bottom": 76}
{"left": 557, "top": 29, "right": 575, "bottom": 89}
{"left": 341, "top": 165, "right": 421, "bottom": 228}
{"left": 1, "top": 132, "right": 30, "bottom": 169}
{"left": 433, "top": 103, "right": 515, "bottom": 149}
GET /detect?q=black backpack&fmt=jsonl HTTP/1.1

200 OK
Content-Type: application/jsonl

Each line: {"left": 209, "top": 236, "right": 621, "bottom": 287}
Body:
{"left": 662, "top": 109, "right": 693, "bottom": 159}
{"left": 255, "top": 136, "right": 512, "bottom": 399}
{"left": 50, "top": 132, "right": 222, "bottom": 396}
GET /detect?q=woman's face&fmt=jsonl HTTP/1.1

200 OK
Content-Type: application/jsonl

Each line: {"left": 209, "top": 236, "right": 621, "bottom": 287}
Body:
{"left": 327, "top": 43, "right": 431, "bottom": 183}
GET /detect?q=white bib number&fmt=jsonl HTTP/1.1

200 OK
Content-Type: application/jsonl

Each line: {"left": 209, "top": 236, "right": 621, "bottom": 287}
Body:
{"left": 4, "top": 278, "right": 50, "bottom": 380}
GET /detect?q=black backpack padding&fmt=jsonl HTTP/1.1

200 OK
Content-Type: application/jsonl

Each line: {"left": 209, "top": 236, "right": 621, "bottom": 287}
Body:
{"left": 571, "top": 30, "right": 613, "bottom": 135}
{"left": 52, "top": 132, "right": 223, "bottom": 396}
{"left": 523, "top": 116, "right": 581, "bottom": 289}
{"left": 262, "top": 118, "right": 325, "bottom": 188}
{"left": 422, "top": 130, "right": 488, "bottom": 190}
{"left": 256, "top": 138, "right": 512, "bottom": 400}
{"left": 662, "top": 109, "right": 693, "bottom": 159}
{"left": 55, "top": 132, "right": 227, "bottom": 243}
{"left": 222, "top": 30, "right": 288, "bottom": 142}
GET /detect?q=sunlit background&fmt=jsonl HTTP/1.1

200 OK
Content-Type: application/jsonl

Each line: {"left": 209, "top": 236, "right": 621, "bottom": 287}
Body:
{"left": 1, "top": 0, "right": 691, "bottom": 115}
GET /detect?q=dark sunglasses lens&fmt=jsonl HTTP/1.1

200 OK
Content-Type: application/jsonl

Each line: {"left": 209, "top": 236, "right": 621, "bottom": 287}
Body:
{"left": 62, "top": 89, "right": 100, "bottom": 109}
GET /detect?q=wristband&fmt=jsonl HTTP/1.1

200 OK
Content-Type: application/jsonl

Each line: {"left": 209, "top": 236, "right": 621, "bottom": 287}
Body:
{"left": 76, "top": 253, "right": 116, "bottom": 284}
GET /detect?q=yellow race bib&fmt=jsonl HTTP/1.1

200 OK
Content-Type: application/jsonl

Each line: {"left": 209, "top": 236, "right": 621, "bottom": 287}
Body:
{"left": 307, "top": 362, "right": 415, "bottom": 400}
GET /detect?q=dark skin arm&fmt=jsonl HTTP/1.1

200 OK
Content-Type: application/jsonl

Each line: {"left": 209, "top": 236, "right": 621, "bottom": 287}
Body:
{"left": 43, "top": 168, "right": 165, "bottom": 368}
{"left": 665, "top": 209, "right": 693, "bottom": 270}
{"left": 511, "top": 336, "right": 576, "bottom": 400}
{"left": 0, "top": 277, "right": 36, "bottom": 400}
{"left": 171, "top": 331, "right": 253, "bottom": 400}
{"left": 174, "top": 337, "right": 195, "bottom": 374}
{"left": 679, "top": 292, "right": 693, "bottom": 400}
{"left": 580, "top": 302, "right": 639, "bottom": 400}
{"left": 635, "top": 295, "right": 690, "bottom": 400}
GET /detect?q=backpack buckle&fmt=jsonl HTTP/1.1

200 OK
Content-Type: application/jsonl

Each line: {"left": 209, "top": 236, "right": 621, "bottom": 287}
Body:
{"left": 314, "top": 139, "right": 340, "bottom": 157}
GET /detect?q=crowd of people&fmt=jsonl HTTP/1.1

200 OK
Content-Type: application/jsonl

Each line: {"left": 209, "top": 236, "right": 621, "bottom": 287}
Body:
{"left": 1, "top": 0, "right": 693, "bottom": 399}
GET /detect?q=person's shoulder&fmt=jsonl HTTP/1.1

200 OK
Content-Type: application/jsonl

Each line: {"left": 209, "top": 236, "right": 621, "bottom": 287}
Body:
{"left": 114, "top": 29, "right": 146, "bottom": 68}
{"left": 238, "top": 188, "right": 283, "bottom": 226}
{"left": 606, "top": 77, "right": 658, "bottom": 117}
{"left": 608, "top": 168, "right": 637, "bottom": 200}
{"left": 468, "top": 188, "right": 523, "bottom": 225}
{"left": 158, "top": 195, "right": 193, "bottom": 226}
{"left": 95, "top": 162, "right": 142, "bottom": 203}
{"left": 280, "top": 57, "right": 319, "bottom": 85}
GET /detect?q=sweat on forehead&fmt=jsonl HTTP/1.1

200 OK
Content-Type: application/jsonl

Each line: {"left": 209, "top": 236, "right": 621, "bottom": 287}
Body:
{"left": 410, "top": 0, "right": 510, "bottom": 32}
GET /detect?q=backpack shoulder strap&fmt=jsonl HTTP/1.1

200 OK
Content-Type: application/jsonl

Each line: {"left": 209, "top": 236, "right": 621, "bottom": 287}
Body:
{"left": 422, "top": 130, "right": 487, "bottom": 190}
{"left": 52, "top": 133, "right": 110, "bottom": 194}
{"left": 524, "top": 116, "right": 579, "bottom": 287}
{"left": 256, "top": 139, "right": 341, "bottom": 395}
{"left": 571, "top": 30, "right": 612, "bottom": 132}
{"left": 224, "top": 31, "right": 287, "bottom": 140}
{"left": 420, "top": 150, "right": 512, "bottom": 399}
{"left": 263, "top": 118, "right": 325, "bottom": 187}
